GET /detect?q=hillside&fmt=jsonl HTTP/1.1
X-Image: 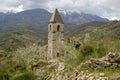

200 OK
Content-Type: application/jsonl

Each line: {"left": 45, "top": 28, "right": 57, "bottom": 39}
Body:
{"left": 0, "top": 28, "right": 47, "bottom": 52}
{"left": 70, "top": 20, "right": 120, "bottom": 41}
{"left": 0, "top": 19, "right": 119, "bottom": 80}
{"left": 67, "top": 21, "right": 107, "bottom": 36}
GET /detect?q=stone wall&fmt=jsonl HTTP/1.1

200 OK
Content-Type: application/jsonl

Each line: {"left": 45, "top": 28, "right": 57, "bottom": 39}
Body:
{"left": 81, "top": 52, "right": 120, "bottom": 69}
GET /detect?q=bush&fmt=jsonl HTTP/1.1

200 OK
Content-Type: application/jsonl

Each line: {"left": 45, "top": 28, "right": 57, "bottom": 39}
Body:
{"left": 97, "top": 45, "right": 106, "bottom": 58}
{"left": 66, "top": 64, "right": 74, "bottom": 72}
{"left": 0, "top": 69, "right": 10, "bottom": 80}
{"left": 14, "top": 63, "right": 26, "bottom": 72}
{"left": 111, "top": 40, "right": 120, "bottom": 52}
{"left": 81, "top": 45, "right": 94, "bottom": 56}
{"left": 15, "top": 45, "right": 46, "bottom": 66}
{"left": 74, "top": 42, "right": 81, "bottom": 50}
{"left": 76, "top": 45, "right": 96, "bottom": 64}
{"left": 12, "top": 71, "right": 35, "bottom": 80}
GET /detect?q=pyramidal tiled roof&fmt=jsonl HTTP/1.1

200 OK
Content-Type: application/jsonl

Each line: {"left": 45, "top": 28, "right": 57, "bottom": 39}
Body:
{"left": 49, "top": 8, "right": 64, "bottom": 24}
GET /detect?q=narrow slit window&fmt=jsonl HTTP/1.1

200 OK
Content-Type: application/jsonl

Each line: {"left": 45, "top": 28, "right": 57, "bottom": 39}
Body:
{"left": 57, "top": 25, "right": 60, "bottom": 31}
{"left": 50, "top": 25, "right": 51, "bottom": 31}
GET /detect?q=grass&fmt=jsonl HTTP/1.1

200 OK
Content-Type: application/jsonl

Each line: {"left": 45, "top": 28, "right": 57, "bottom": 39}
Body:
{"left": 108, "top": 40, "right": 120, "bottom": 52}
{"left": 87, "top": 68, "right": 120, "bottom": 77}
{"left": 76, "top": 67, "right": 120, "bottom": 77}
{"left": 39, "top": 66, "right": 55, "bottom": 80}
{"left": 11, "top": 71, "right": 35, "bottom": 80}
{"left": 0, "top": 69, "right": 10, "bottom": 80}
{"left": 76, "top": 41, "right": 107, "bottom": 64}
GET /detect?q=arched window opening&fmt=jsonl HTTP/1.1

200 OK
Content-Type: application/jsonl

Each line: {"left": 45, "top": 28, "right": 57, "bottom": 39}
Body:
{"left": 57, "top": 25, "right": 60, "bottom": 31}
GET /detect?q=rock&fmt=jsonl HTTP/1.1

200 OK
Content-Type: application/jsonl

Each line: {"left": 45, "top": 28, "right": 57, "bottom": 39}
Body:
{"left": 110, "top": 63, "right": 118, "bottom": 69}
{"left": 109, "top": 76, "right": 120, "bottom": 80}
{"left": 88, "top": 76, "right": 94, "bottom": 80}
{"left": 58, "top": 62, "right": 65, "bottom": 71}
{"left": 108, "top": 52, "right": 115, "bottom": 58}
{"left": 99, "top": 73, "right": 105, "bottom": 77}
{"left": 118, "top": 64, "right": 120, "bottom": 67}
{"left": 108, "top": 52, "right": 120, "bottom": 63}
{"left": 68, "top": 70, "right": 109, "bottom": 80}
{"left": 105, "top": 62, "right": 111, "bottom": 67}
{"left": 80, "top": 52, "right": 120, "bottom": 69}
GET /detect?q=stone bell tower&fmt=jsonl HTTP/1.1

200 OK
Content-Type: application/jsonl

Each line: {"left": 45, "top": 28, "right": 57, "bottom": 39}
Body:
{"left": 47, "top": 8, "right": 64, "bottom": 60}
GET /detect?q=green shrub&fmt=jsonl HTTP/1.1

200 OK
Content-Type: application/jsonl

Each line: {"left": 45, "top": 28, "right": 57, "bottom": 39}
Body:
{"left": 0, "top": 69, "right": 10, "bottom": 80}
{"left": 80, "top": 45, "right": 94, "bottom": 56}
{"left": 74, "top": 42, "right": 81, "bottom": 50}
{"left": 97, "top": 45, "right": 106, "bottom": 58}
{"left": 14, "top": 64, "right": 26, "bottom": 72}
{"left": 111, "top": 40, "right": 120, "bottom": 52}
{"left": 12, "top": 71, "right": 35, "bottom": 80}
{"left": 76, "top": 53, "right": 84, "bottom": 64}
{"left": 76, "top": 52, "right": 92, "bottom": 64}
{"left": 66, "top": 64, "right": 74, "bottom": 72}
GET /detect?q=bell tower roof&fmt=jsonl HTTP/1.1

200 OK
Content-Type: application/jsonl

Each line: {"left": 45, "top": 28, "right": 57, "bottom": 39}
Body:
{"left": 49, "top": 8, "right": 64, "bottom": 24}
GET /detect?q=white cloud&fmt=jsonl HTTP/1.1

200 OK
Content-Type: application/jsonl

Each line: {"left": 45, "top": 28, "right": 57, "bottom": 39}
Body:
{"left": 42, "top": 0, "right": 120, "bottom": 20}
{"left": 111, "top": 17, "right": 120, "bottom": 20}
{"left": 0, "top": 0, "right": 22, "bottom": 12}
{"left": 6, "top": 5, "right": 24, "bottom": 13}
{"left": 0, "top": 0, "right": 120, "bottom": 20}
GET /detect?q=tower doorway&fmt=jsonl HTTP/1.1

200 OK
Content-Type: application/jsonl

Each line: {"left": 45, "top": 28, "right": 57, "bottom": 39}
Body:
{"left": 57, "top": 52, "right": 60, "bottom": 57}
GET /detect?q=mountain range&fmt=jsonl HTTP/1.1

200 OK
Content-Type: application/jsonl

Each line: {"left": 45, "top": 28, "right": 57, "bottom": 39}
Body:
{"left": 0, "top": 8, "right": 109, "bottom": 32}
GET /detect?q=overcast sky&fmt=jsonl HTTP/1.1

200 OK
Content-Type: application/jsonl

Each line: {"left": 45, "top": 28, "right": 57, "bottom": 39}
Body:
{"left": 0, "top": 0, "right": 120, "bottom": 20}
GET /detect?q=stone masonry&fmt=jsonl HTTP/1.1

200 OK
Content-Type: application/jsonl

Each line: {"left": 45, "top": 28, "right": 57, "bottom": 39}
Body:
{"left": 47, "top": 9, "right": 64, "bottom": 60}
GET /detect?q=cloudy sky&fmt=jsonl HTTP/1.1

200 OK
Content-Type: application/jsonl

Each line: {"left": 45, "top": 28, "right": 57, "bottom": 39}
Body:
{"left": 0, "top": 0, "right": 120, "bottom": 20}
